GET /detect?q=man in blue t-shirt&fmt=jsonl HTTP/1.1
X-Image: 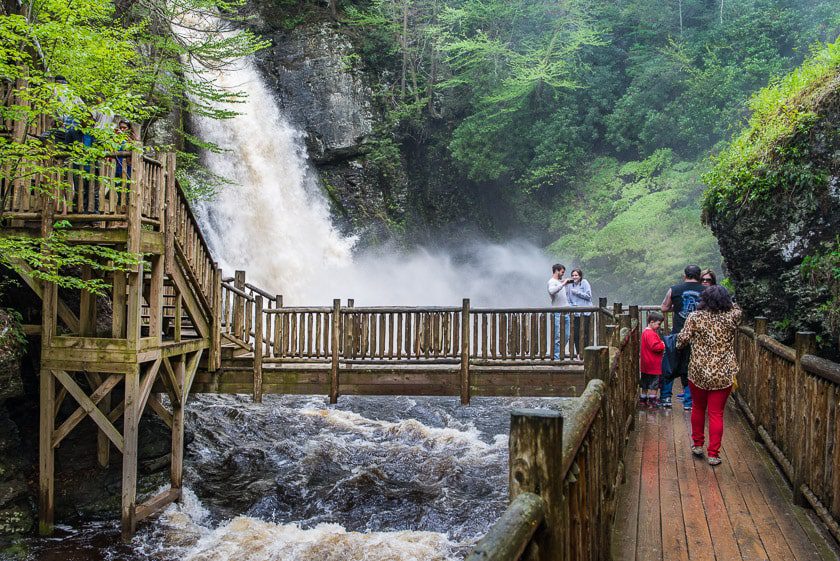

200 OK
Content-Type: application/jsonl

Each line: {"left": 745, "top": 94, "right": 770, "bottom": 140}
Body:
{"left": 659, "top": 265, "right": 706, "bottom": 410}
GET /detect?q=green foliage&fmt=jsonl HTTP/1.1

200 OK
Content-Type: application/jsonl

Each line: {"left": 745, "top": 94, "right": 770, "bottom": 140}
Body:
{"left": 703, "top": 40, "right": 840, "bottom": 214}
{"left": 547, "top": 155, "right": 721, "bottom": 303}
{"left": 0, "top": 222, "right": 141, "bottom": 295}
{"left": 801, "top": 238, "right": 840, "bottom": 342}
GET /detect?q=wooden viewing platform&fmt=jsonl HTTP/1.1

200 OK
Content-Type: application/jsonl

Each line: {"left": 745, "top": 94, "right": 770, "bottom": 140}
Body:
{"left": 3, "top": 87, "right": 840, "bottom": 557}
{"left": 612, "top": 405, "right": 837, "bottom": 560}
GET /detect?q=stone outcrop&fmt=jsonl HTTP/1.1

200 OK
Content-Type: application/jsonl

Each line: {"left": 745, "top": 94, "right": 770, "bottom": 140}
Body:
{"left": 0, "top": 310, "right": 33, "bottom": 540}
{"left": 249, "top": 17, "right": 407, "bottom": 241}
{"left": 706, "top": 70, "right": 840, "bottom": 354}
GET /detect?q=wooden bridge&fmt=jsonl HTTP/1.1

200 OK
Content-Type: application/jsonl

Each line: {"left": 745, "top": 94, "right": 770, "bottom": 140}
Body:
{"left": 2, "top": 89, "right": 839, "bottom": 559}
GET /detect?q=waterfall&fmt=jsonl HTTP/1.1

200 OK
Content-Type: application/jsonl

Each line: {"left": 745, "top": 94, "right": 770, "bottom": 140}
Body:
{"left": 180, "top": 20, "right": 355, "bottom": 300}
{"left": 178, "top": 15, "right": 564, "bottom": 307}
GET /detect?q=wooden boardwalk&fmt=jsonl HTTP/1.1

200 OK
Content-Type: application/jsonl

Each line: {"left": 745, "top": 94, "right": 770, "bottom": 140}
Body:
{"left": 612, "top": 401, "right": 839, "bottom": 561}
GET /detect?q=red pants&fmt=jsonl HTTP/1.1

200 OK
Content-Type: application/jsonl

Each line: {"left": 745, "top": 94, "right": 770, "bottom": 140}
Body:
{"left": 688, "top": 381, "right": 732, "bottom": 458}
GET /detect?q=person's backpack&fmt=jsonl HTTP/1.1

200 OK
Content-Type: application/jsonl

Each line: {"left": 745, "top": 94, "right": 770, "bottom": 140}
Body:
{"left": 661, "top": 334, "right": 681, "bottom": 380}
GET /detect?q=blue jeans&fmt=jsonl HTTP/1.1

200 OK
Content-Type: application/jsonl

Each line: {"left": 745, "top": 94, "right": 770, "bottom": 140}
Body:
{"left": 660, "top": 376, "right": 692, "bottom": 406}
{"left": 553, "top": 313, "right": 571, "bottom": 360}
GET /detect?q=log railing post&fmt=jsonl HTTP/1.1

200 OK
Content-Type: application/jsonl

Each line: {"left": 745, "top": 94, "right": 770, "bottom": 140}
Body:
{"left": 597, "top": 297, "right": 608, "bottom": 345}
{"left": 460, "top": 298, "right": 471, "bottom": 405}
{"left": 583, "top": 346, "right": 610, "bottom": 384}
{"left": 509, "top": 409, "right": 563, "bottom": 560}
{"left": 253, "top": 294, "right": 263, "bottom": 403}
{"left": 232, "top": 270, "right": 245, "bottom": 340}
{"left": 211, "top": 266, "right": 222, "bottom": 371}
{"left": 749, "top": 317, "right": 767, "bottom": 442}
{"left": 330, "top": 298, "right": 341, "bottom": 404}
{"left": 792, "top": 331, "right": 816, "bottom": 507}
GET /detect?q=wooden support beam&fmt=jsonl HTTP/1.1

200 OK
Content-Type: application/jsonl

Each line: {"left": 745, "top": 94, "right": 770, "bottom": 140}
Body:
{"left": 112, "top": 272, "right": 127, "bottom": 339}
{"left": 793, "top": 331, "right": 816, "bottom": 507}
{"left": 138, "top": 358, "right": 162, "bottom": 418}
{"left": 509, "top": 408, "right": 563, "bottom": 559}
{"left": 121, "top": 363, "right": 140, "bottom": 540}
{"left": 52, "top": 374, "right": 122, "bottom": 448}
{"left": 171, "top": 355, "right": 186, "bottom": 491}
{"left": 148, "top": 255, "right": 164, "bottom": 338}
{"left": 79, "top": 265, "right": 97, "bottom": 336}
{"left": 160, "top": 357, "right": 183, "bottom": 404}
{"left": 182, "top": 349, "right": 203, "bottom": 401}
{"left": 460, "top": 298, "right": 470, "bottom": 405}
{"left": 146, "top": 394, "right": 173, "bottom": 429}
{"left": 134, "top": 487, "right": 181, "bottom": 524}
{"left": 330, "top": 299, "right": 340, "bottom": 404}
{"left": 51, "top": 371, "right": 124, "bottom": 452}
{"left": 39, "top": 369, "right": 55, "bottom": 535}
{"left": 174, "top": 293, "right": 182, "bottom": 342}
{"left": 211, "top": 266, "right": 222, "bottom": 371}
{"left": 169, "top": 262, "right": 210, "bottom": 339}
{"left": 253, "top": 294, "right": 263, "bottom": 403}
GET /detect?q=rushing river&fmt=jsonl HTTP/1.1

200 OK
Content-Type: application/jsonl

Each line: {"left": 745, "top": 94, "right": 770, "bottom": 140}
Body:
{"left": 23, "top": 395, "right": 574, "bottom": 561}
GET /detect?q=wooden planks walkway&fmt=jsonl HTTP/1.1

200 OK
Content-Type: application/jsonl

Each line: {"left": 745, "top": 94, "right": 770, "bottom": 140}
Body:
{"left": 612, "top": 400, "right": 839, "bottom": 561}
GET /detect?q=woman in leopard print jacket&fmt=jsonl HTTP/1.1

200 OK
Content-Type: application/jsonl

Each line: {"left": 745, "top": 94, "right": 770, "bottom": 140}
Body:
{"left": 676, "top": 285, "right": 742, "bottom": 466}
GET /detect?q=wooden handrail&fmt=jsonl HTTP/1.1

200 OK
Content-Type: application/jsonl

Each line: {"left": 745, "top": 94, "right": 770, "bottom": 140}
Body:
{"left": 464, "top": 493, "right": 545, "bottom": 561}
{"left": 801, "top": 354, "right": 840, "bottom": 385}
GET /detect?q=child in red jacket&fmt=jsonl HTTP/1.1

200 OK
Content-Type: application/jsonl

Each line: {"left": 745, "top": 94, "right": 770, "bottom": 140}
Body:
{"left": 640, "top": 311, "right": 666, "bottom": 406}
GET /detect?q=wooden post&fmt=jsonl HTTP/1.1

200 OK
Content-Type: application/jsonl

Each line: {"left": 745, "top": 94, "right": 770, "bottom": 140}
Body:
{"left": 509, "top": 409, "right": 563, "bottom": 559}
{"left": 597, "top": 297, "right": 608, "bottom": 345}
{"left": 232, "top": 270, "right": 245, "bottom": 340}
{"left": 211, "top": 266, "right": 222, "bottom": 371}
{"left": 112, "top": 272, "right": 127, "bottom": 339}
{"left": 628, "top": 305, "right": 639, "bottom": 328}
{"left": 174, "top": 293, "right": 183, "bottom": 343}
{"left": 460, "top": 298, "right": 471, "bottom": 405}
{"left": 170, "top": 356, "right": 186, "bottom": 492}
{"left": 583, "top": 346, "right": 609, "bottom": 383}
{"left": 79, "top": 265, "right": 96, "bottom": 336}
{"left": 613, "top": 302, "right": 622, "bottom": 318}
{"left": 38, "top": 368, "right": 55, "bottom": 535}
{"left": 751, "top": 317, "right": 767, "bottom": 442}
{"left": 164, "top": 153, "right": 176, "bottom": 274}
{"left": 149, "top": 255, "right": 164, "bottom": 340}
{"left": 792, "top": 331, "right": 816, "bottom": 507}
{"left": 330, "top": 299, "right": 341, "bottom": 404}
{"left": 121, "top": 364, "right": 140, "bottom": 540}
{"left": 253, "top": 294, "right": 263, "bottom": 403}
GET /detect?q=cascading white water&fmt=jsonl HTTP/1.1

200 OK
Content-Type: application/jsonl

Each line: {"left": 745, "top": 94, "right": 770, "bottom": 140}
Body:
{"left": 180, "top": 17, "right": 356, "bottom": 300}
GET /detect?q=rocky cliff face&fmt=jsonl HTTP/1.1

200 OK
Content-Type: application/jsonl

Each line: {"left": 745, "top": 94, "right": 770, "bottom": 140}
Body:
{"left": 705, "top": 68, "right": 840, "bottom": 354}
{"left": 248, "top": 13, "right": 407, "bottom": 243}
{"left": 0, "top": 310, "right": 34, "bottom": 542}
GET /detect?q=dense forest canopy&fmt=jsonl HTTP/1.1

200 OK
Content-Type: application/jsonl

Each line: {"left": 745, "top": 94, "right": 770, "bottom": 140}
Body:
{"left": 319, "top": 0, "right": 840, "bottom": 302}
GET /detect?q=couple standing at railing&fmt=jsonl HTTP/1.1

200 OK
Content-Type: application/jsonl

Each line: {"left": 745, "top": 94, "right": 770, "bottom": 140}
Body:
{"left": 547, "top": 263, "right": 592, "bottom": 360}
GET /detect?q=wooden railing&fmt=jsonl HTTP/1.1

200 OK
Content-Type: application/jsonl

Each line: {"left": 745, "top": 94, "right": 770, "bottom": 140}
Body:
{"left": 467, "top": 308, "right": 640, "bottom": 561}
{"left": 170, "top": 174, "right": 216, "bottom": 310}
{"left": 733, "top": 318, "right": 840, "bottom": 544}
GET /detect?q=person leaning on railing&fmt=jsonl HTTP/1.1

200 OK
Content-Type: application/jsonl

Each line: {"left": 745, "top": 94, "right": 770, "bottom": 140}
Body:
{"left": 676, "top": 285, "right": 742, "bottom": 466}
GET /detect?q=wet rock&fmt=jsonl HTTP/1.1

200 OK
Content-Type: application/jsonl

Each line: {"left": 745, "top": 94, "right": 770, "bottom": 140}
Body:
{"left": 249, "top": 18, "right": 408, "bottom": 243}
{"left": 0, "top": 310, "right": 25, "bottom": 403}
{"left": 0, "top": 480, "right": 28, "bottom": 507}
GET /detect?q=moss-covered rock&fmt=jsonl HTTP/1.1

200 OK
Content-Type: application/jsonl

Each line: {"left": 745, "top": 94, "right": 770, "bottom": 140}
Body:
{"left": 703, "top": 41, "right": 840, "bottom": 355}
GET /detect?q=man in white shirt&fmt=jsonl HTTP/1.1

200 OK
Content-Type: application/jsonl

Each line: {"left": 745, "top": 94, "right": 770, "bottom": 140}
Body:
{"left": 548, "top": 264, "right": 571, "bottom": 360}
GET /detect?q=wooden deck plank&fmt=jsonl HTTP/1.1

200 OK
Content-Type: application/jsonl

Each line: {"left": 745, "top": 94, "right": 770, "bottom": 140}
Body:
{"left": 721, "top": 408, "right": 796, "bottom": 560}
{"left": 724, "top": 405, "right": 830, "bottom": 561}
{"left": 613, "top": 400, "right": 839, "bottom": 561}
{"left": 637, "top": 410, "right": 663, "bottom": 561}
{"left": 611, "top": 408, "right": 645, "bottom": 561}
{"left": 688, "top": 412, "right": 742, "bottom": 560}
{"left": 670, "top": 408, "right": 716, "bottom": 561}
{"left": 660, "top": 408, "right": 690, "bottom": 561}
